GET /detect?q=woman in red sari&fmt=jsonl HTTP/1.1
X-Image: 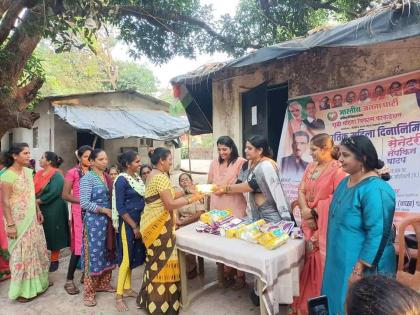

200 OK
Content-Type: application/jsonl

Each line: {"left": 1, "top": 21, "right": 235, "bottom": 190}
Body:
{"left": 292, "top": 134, "right": 347, "bottom": 315}
{"left": 0, "top": 151, "right": 10, "bottom": 281}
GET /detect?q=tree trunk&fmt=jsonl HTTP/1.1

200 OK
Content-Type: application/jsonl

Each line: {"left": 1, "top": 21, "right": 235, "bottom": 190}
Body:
{"left": 0, "top": 3, "right": 44, "bottom": 142}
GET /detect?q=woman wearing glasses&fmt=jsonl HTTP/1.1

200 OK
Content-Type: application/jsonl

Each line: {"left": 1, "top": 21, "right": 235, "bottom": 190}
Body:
{"left": 322, "top": 135, "right": 396, "bottom": 315}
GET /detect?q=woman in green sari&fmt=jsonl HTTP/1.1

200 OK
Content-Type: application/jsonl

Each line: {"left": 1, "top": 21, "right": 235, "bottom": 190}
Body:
{"left": 1, "top": 143, "right": 51, "bottom": 302}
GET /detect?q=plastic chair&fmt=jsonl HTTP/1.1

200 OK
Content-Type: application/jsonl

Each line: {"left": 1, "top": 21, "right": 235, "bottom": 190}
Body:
{"left": 396, "top": 215, "right": 420, "bottom": 292}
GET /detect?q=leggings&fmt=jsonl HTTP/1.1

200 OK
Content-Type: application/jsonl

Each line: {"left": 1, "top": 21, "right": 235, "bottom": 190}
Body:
{"left": 116, "top": 223, "right": 132, "bottom": 295}
{"left": 67, "top": 254, "right": 80, "bottom": 281}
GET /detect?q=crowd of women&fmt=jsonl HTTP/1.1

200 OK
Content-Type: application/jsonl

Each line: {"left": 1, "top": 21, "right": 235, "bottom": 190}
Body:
{"left": 0, "top": 132, "right": 419, "bottom": 315}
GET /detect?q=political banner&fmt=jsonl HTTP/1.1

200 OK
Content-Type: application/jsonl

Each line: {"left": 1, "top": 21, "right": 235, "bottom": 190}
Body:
{"left": 277, "top": 70, "right": 420, "bottom": 220}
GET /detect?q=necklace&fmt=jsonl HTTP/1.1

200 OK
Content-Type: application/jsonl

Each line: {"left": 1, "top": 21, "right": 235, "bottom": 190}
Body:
{"left": 308, "top": 160, "right": 333, "bottom": 202}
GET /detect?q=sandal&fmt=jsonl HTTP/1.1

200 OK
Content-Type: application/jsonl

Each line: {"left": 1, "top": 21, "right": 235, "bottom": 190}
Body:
{"left": 116, "top": 296, "right": 129, "bottom": 312}
{"left": 123, "top": 289, "right": 138, "bottom": 298}
{"left": 64, "top": 281, "right": 80, "bottom": 295}
{"left": 84, "top": 297, "right": 97, "bottom": 307}
{"left": 222, "top": 276, "right": 235, "bottom": 288}
{"left": 232, "top": 276, "right": 246, "bottom": 290}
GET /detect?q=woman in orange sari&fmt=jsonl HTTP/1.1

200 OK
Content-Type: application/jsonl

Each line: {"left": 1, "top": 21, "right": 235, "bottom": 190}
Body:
{"left": 292, "top": 133, "right": 347, "bottom": 315}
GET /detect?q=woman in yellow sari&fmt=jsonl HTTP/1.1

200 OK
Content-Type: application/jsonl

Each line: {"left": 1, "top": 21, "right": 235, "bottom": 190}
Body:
{"left": 137, "top": 148, "right": 204, "bottom": 315}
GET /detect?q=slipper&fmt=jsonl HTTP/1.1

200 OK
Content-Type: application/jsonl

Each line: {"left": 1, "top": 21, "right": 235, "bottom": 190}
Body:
{"left": 64, "top": 281, "right": 80, "bottom": 295}
{"left": 84, "top": 298, "right": 97, "bottom": 307}
{"left": 17, "top": 282, "right": 53, "bottom": 303}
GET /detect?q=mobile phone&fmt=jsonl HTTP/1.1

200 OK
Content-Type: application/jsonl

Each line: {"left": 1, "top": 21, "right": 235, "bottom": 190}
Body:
{"left": 307, "top": 295, "right": 329, "bottom": 315}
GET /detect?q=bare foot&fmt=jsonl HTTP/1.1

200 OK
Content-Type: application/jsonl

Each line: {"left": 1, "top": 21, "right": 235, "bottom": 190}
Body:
{"left": 116, "top": 297, "right": 128, "bottom": 312}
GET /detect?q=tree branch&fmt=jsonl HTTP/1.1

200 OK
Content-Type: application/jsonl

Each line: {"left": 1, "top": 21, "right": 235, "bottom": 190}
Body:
{"left": 0, "top": 4, "right": 43, "bottom": 84}
{"left": 302, "top": 0, "right": 358, "bottom": 17}
{"left": 16, "top": 76, "right": 44, "bottom": 111}
{"left": 0, "top": 0, "right": 25, "bottom": 45}
{"left": 0, "top": 111, "right": 40, "bottom": 139}
{"left": 118, "top": 5, "right": 262, "bottom": 51}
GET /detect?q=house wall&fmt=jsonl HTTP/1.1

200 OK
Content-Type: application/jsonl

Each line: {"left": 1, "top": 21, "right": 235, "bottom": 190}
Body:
{"left": 50, "top": 92, "right": 170, "bottom": 112}
{"left": 104, "top": 139, "right": 181, "bottom": 171}
{"left": 1, "top": 101, "right": 53, "bottom": 168}
{"left": 212, "top": 37, "right": 420, "bottom": 155}
{"left": 1, "top": 97, "right": 181, "bottom": 172}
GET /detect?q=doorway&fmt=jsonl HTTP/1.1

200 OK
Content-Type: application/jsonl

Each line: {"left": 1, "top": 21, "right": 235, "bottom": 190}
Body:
{"left": 77, "top": 131, "right": 104, "bottom": 149}
{"left": 241, "top": 83, "right": 288, "bottom": 160}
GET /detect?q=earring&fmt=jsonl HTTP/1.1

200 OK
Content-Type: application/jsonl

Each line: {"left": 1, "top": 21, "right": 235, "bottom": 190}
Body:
{"left": 361, "top": 166, "right": 365, "bottom": 173}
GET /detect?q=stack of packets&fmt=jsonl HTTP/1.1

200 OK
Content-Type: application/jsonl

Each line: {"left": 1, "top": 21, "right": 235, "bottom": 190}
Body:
{"left": 196, "top": 209, "right": 299, "bottom": 250}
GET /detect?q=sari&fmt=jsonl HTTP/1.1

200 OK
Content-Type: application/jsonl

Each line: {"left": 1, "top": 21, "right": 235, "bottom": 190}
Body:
{"left": 239, "top": 158, "right": 291, "bottom": 222}
{"left": 209, "top": 157, "right": 247, "bottom": 218}
{"left": 137, "top": 172, "right": 180, "bottom": 315}
{"left": 292, "top": 161, "right": 346, "bottom": 315}
{"left": 1, "top": 168, "right": 50, "bottom": 299}
{"left": 0, "top": 168, "right": 10, "bottom": 281}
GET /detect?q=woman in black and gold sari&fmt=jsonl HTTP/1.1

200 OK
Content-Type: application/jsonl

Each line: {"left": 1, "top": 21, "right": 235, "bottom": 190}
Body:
{"left": 137, "top": 148, "right": 203, "bottom": 315}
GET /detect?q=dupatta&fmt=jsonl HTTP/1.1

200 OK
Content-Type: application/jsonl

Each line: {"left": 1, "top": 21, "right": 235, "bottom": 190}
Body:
{"left": 33, "top": 168, "right": 59, "bottom": 196}
{"left": 111, "top": 173, "right": 145, "bottom": 230}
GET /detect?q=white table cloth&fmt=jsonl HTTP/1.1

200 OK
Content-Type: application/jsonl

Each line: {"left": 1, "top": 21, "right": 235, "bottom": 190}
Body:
{"left": 176, "top": 223, "right": 305, "bottom": 315}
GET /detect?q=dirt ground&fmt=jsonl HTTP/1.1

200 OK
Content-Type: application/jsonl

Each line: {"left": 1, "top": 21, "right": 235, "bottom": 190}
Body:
{"left": 0, "top": 160, "right": 288, "bottom": 315}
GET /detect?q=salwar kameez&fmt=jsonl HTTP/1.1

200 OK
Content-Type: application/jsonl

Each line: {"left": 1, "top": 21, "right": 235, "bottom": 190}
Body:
{"left": 1, "top": 168, "right": 50, "bottom": 299}
{"left": 322, "top": 176, "right": 396, "bottom": 315}
{"left": 80, "top": 171, "right": 116, "bottom": 302}
{"left": 137, "top": 173, "right": 180, "bottom": 315}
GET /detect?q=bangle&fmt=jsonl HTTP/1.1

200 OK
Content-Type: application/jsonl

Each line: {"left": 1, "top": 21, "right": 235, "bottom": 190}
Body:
{"left": 225, "top": 185, "right": 230, "bottom": 193}
{"left": 352, "top": 266, "right": 363, "bottom": 276}
{"left": 98, "top": 208, "right": 102, "bottom": 214}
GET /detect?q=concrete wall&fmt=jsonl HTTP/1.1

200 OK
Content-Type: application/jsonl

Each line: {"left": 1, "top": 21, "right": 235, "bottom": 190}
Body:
{"left": 211, "top": 37, "right": 420, "bottom": 154}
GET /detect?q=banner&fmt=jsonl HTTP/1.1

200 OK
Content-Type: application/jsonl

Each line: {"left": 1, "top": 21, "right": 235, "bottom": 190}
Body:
{"left": 277, "top": 70, "right": 420, "bottom": 219}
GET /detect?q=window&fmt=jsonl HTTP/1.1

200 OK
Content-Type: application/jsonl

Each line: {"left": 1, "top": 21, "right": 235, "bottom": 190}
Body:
{"left": 33, "top": 127, "right": 39, "bottom": 148}
{"left": 8, "top": 132, "right": 13, "bottom": 148}
{"left": 139, "top": 138, "right": 153, "bottom": 147}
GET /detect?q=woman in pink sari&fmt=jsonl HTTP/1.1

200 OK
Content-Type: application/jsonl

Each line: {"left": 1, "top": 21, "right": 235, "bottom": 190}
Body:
{"left": 292, "top": 134, "right": 347, "bottom": 315}
{"left": 208, "top": 136, "right": 247, "bottom": 289}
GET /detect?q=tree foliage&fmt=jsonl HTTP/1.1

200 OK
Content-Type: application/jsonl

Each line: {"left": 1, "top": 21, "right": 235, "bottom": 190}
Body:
{"left": 0, "top": 0, "right": 395, "bottom": 138}
{"left": 36, "top": 44, "right": 158, "bottom": 96}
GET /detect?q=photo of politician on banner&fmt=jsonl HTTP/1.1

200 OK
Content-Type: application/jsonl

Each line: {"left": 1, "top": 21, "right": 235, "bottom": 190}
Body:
{"left": 277, "top": 70, "right": 420, "bottom": 219}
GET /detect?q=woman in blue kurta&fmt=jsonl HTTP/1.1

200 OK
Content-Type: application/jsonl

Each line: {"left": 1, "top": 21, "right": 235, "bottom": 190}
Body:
{"left": 112, "top": 150, "right": 146, "bottom": 312}
{"left": 80, "top": 149, "right": 116, "bottom": 307}
{"left": 322, "top": 135, "right": 396, "bottom": 315}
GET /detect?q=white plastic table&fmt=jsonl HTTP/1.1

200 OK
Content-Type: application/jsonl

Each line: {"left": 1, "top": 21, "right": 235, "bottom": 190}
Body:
{"left": 176, "top": 223, "right": 305, "bottom": 315}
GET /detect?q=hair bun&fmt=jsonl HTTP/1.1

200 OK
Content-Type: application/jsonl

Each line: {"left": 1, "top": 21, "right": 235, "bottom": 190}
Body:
{"left": 57, "top": 157, "right": 64, "bottom": 167}
{"left": 147, "top": 148, "right": 155, "bottom": 159}
{"left": 376, "top": 159, "right": 385, "bottom": 169}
